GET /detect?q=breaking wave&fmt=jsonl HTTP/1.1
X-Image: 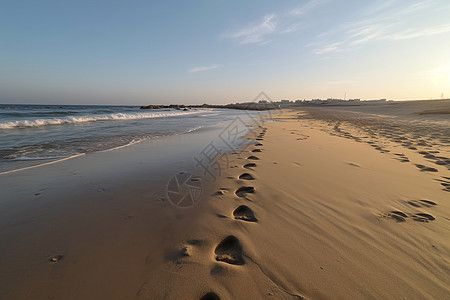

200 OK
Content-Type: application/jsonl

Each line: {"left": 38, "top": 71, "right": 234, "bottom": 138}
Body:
{"left": 0, "top": 110, "right": 205, "bottom": 129}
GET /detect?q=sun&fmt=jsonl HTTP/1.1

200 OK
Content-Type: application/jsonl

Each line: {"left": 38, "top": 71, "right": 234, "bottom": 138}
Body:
{"left": 430, "top": 63, "right": 450, "bottom": 95}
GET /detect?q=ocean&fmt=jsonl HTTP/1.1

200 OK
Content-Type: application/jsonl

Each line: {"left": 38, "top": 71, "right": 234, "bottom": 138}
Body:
{"left": 0, "top": 104, "right": 265, "bottom": 174}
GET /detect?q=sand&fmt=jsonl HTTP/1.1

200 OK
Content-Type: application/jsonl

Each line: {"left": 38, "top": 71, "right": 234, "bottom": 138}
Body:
{"left": 1, "top": 103, "right": 450, "bottom": 299}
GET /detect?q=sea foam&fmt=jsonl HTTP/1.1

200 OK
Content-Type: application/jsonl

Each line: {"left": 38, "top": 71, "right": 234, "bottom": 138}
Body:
{"left": 0, "top": 110, "right": 205, "bottom": 129}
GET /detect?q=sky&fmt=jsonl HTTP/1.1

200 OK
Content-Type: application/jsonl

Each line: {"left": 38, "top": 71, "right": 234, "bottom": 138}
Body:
{"left": 1, "top": 0, "right": 450, "bottom": 105}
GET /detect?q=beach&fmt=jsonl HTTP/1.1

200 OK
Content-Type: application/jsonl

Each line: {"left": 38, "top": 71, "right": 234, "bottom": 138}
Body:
{"left": 1, "top": 103, "right": 450, "bottom": 299}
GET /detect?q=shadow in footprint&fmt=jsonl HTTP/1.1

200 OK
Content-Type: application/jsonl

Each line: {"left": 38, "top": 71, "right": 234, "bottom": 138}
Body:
{"left": 247, "top": 156, "right": 259, "bottom": 160}
{"left": 233, "top": 205, "right": 257, "bottom": 222}
{"left": 407, "top": 200, "right": 437, "bottom": 208}
{"left": 255, "top": 143, "right": 263, "bottom": 146}
{"left": 243, "top": 163, "right": 256, "bottom": 170}
{"left": 235, "top": 186, "right": 255, "bottom": 197}
{"left": 200, "top": 292, "right": 220, "bottom": 300}
{"left": 214, "top": 236, "right": 244, "bottom": 265}
{"left": 252, "top": 149, "right": 262, "bottom": 152}
{"left": 238, "top": 173, "right": 254, "bottom": 180}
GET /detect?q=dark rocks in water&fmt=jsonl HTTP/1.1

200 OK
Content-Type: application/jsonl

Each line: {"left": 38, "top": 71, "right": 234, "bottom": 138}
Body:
{"left": 141, "top": 103, "right": 278, "bottom": 111}
{"left": 140, "top": 104, "right": 187, "bottom": 109}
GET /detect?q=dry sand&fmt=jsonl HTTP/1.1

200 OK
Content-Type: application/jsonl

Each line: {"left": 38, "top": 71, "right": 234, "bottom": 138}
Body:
{"left": 1, "top": 104, "right": 450, "bottom": 299}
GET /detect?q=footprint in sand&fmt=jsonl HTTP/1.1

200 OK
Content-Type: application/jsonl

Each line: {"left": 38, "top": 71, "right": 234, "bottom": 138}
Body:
{"left": 256, "top": 138, "right": 263, "bottom": 141}
{"left": 386, "top": 211, "right": 408, "bottom": 222}
{"left": 393, "top": 153, "right": 410, "bottom": 163}
{"left": 252, "top": 149, "right": 262, "bottom": 152}
{"left": 296, "top": 134, "right": 309, "bottom": 141}
{"left": 235, "top": 186, "right": 255, "bottom": 197}
{"left": 214, "top": 235, "right": 244, "bottom": 265}
{"left": 435, "top": 177, "right": 450, "bottom": 192}
{"left": 254, "top": 143, "right": 263, "bottom": 146}
{"left": 407, "top": 200, "right": 437, "bottom": 208}
{"left": 243, "top": 163, "right": 256, "bottom": 170}
{"left": 200, "top": 292, "right": 220, "bottom": 300}
{"left": 238, "top": 173, "right": 254, "bottom": 180}
{"left": 247, "top": 156, "right": 259, "bottom": 160}
{"left": 233, "top": 205, "right": 257, "bottom": 222}
{"left": 411, "top": 213, "right": 435, "bottom": 222}
{"left": 415, "top": 164, "right": 438, "bottom": 172}
{"left": 346, "top": 162, "right": 360, "bottom": 167}
{"left": 212, "top": 188, "right": 228, "bottom": 196}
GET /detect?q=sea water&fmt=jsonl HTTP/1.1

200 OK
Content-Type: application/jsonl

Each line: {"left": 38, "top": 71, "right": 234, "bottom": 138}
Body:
{"left": 0, "top": 104, "right": 266, "bottom": 174}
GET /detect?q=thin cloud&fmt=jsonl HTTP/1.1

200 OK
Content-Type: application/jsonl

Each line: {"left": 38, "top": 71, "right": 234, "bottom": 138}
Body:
{"left": 386, "top": 23, "right": 450, "bottom": 40}
{"left": 313, "top": 0, "right": 450, "bottom": 55}
{"left": 224, "top": 0, "right": 325, "bottom": 45}
{"left": 314, "top": 42, "right": 342, "bottom": 54}
{"left": 287, "top": 0, "right": 327, "bottom": 16}
{"left": 189, "top": 65, "right": 220, "bottom": 73}
{"left": 226, "top": 14, "right": 277, "bottom": 45}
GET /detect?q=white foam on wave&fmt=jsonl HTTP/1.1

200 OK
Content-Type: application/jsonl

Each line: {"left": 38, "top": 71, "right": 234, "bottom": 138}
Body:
{"left": 0, "top": 110, "right": 209, "bottom": 129}
{"left": 185, "top": 126, "right": 203, "bottom": 133}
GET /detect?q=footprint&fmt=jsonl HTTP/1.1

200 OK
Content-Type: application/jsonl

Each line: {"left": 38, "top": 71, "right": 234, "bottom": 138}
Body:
{"left": 252, "top": 149, "right": 262, "bottom": 152}
{"left": 415, "top": 164, "right": 438, "bottom": 172}
{"left": 411, "top": 213, "right": 435, "bottom": 222}
{"left": 436, "top": 177, "right": 450, "bottom": 192}
{"left": 200, "top": 292, "right": 220, "bottom": 300}
{"left": 387, "top": 211, "right": 408, "bottom": 222}
{"left": 296, "top": 134, "right": 309, "bottom": 141}
{"left": 256, "top": 138, "right": 263, "bottom": 141}
{"left": 407, "top": 200, "right": 437, "bottom": 208}
{"left": 243, "top": 163, "right": 256, "bottom": 170}
{"left": 393, "top": 153, "right": 410, "bottom": 163}
{"left": 255, "top": 143, "right": 263, "bottom": 146}
{"left": 238, "top": 173, "right": 254, "bottom": 180}
{"left": 214, "top": 236, "right": 244, "bottom": 265}
{"left": 212, "top": 189, "right": 226, "bottom": 196}
{"left": 247, "top": 156, "right": 259, "bottom": 160}
{"left": 235, "top": 186, "right": 255, "bottom": 197}
{"left": 346, "top": 162, "right": 360, "bottom": 167}
{"left": 233, "top": 205, "right": 257, "bottom": 222}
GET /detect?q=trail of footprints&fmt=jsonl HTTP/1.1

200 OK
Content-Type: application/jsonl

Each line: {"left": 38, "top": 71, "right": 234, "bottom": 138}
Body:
{"left": 383, "top": 199, "right": 437, "bottom": 223}
{"left": 199, "top": 128, "right": 266, "bottom": 300}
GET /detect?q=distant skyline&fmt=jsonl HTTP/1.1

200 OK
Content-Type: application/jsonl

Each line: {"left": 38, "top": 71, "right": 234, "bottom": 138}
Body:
{"left": 1, "top": 0, "right": 450, "bottom": 105}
